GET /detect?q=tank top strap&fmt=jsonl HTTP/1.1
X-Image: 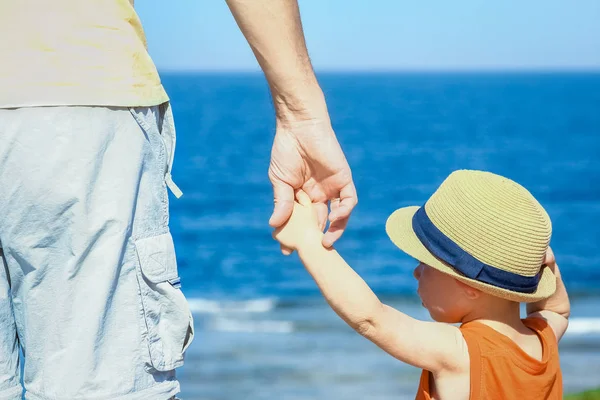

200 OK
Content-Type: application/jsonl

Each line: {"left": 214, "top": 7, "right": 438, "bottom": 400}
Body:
{"left": 458, "top": 323, "right": 485, "bottom": 399}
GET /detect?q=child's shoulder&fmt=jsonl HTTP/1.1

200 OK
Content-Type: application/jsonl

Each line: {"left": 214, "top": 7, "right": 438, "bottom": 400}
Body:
{"left": 453, "top": 318, "right": 563, "bottom": 400}
{"left": 459, "top": 317, "right": 560, "bottom": 364}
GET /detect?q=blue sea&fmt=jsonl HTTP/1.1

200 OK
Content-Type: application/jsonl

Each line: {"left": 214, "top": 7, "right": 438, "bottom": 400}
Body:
{"left": 161, "top": 72, "right": 600, "bottom": 399}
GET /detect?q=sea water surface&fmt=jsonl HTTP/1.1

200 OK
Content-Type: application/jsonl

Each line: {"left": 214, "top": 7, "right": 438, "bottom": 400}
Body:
{"left": 162, "top": 72, "right": 600, "bottom": 399}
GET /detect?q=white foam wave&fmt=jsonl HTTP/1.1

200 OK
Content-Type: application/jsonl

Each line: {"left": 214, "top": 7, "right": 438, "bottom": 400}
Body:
{"left": 188, "top": 297, "right": 277, "bottom": 314}
{"left": 567, "top": 318, "right": 600, "bottom": 335}
{"left": 210, "top": 317, "right": 294, "bottom": 333}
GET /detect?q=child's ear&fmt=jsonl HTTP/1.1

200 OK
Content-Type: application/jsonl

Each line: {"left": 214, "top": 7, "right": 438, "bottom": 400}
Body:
{"left": 456, "top": 280, "right": 481, "bottom": 300}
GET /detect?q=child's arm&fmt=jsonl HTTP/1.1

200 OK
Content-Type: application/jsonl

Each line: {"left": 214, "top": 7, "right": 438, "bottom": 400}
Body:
{"left": 526, "top": 247, "right": 570, "bottom": 341}
{"left": 274, "top": 191, "right": 469, "bottom": 374}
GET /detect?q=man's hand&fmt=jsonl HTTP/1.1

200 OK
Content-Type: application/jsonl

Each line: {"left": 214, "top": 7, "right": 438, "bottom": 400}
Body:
{"left": 225, "top": 0, "right": 358, "bottom": 253}
{"left": 272, "top": 190, "right": 323, "bottom": 252}
{"left": 268, "top": 116, "right": 357, "bottom": 252}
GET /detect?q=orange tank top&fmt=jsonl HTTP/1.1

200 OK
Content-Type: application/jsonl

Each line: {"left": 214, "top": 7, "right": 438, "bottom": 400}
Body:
{"left": 415, "top": 317, "right": 562, "bottom": 400}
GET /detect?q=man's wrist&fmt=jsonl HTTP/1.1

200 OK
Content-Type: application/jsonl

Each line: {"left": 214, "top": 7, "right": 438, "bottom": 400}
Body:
{"left": 271, "top": 78, "right": 329, "bottom": 126}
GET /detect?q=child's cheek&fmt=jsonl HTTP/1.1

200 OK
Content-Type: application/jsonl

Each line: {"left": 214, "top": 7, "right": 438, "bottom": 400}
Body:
{"left": 419, "top": 278, "right": 436, "bottom": 304}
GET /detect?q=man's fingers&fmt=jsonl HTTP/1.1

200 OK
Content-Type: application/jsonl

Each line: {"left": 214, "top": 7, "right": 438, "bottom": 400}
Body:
{"left": 295, "top": 189, "right": 311, "bottom": 206}
{"left": 314, "top": 202, "right": 328, "bottom": 232}
{"left": 322, "top": 182, "right": 357, "bottom": 246}
{"left": 269, "top": 181, "right": 295, "bottom": 228}
{"left": 329, "top": 183, "right": 358, "bottom": 222}
{"left": 322, "top": 215, "right": 349, "bottom": 248}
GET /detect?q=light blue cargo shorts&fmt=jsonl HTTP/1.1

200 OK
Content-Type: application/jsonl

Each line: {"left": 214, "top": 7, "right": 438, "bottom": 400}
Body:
{"left": 0, "top": 103, "right": 194, "bottom": 400}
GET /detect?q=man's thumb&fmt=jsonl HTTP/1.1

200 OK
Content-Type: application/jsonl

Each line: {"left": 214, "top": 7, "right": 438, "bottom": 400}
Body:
{"left": 269, "top": 181, "right": 294, "bottom": 228}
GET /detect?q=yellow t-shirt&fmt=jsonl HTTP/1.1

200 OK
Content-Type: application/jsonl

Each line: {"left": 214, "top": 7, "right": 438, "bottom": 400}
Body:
{"left": 0, "top": 0, "right": 169, "bottom": 108}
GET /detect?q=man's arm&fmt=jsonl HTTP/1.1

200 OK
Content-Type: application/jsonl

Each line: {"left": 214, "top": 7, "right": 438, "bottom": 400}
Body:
{"left": 225, "top": 0, "right": 324, "bottom": 122}
{"left": 526, "top": 248, "right": 570, "bottom": 341}
{"left": 226, "top": 0, "right": 358, "bottom": 249}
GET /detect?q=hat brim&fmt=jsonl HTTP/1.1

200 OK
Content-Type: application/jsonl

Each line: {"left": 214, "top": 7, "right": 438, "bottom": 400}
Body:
{"left": 385, "top": 206, "right": 556, "bottom": 303}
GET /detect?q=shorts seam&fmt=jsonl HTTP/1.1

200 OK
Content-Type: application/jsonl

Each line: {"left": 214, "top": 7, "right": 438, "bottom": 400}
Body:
{"left": 128, "top": 106, "right": 169, "bottom": 228}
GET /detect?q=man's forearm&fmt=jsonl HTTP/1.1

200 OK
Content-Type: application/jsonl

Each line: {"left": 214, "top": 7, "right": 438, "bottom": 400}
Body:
{"left": 527, "top": 264, "right": 570, "bottom": 319}
{"left": 296, "top": 237, "right": 384, "bottom": 333}
{"left": 225, "top": 0, "right": 327, "bottom": 123}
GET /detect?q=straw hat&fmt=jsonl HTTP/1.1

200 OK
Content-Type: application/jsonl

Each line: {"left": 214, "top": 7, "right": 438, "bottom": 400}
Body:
{"left": 386, "top": 170, "right": 556, "bottom": 302}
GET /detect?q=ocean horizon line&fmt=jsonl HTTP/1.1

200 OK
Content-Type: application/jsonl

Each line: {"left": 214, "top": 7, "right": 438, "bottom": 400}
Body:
{"left": 158, "top": 68, "right": 600, "bottom": 75}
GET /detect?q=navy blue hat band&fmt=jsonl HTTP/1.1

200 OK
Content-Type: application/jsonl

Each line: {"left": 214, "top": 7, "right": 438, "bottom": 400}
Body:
{"left": 412, "top": 207, "right": 541, "bottom": 294}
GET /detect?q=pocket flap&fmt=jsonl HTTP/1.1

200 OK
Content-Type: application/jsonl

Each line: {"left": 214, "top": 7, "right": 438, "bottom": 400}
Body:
{"left": 135, "top": 232, "right": 179, "bottom": 283}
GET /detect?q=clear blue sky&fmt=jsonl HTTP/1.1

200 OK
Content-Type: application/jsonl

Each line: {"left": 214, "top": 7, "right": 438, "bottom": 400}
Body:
{"left": 136, "top": 0, "right": 600, "bottom": 72}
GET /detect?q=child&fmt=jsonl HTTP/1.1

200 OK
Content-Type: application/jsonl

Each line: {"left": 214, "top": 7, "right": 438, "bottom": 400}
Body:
{"left": 273, "top": 170, "right": 569, "bottom": 400}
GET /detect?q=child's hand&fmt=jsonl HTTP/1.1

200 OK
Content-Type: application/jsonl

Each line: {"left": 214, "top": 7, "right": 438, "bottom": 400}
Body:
{"left": 543, "top": 246, "right": 561, "bottom": 277}
{"left": 272, "top": 189, "right": 323, "bottom": 253}
{"left": 544, "top": 246, "right": 556, "bottom": 267}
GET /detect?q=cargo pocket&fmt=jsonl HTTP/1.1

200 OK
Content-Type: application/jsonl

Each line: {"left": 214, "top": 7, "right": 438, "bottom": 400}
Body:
{"left": 134, "top": 231, "right": 194, "bottom": 372}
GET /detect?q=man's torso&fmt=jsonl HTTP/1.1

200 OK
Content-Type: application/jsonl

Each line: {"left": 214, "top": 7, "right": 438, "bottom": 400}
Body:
{"left": 0, "top": 0, "right": 168, "bottom": 108}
